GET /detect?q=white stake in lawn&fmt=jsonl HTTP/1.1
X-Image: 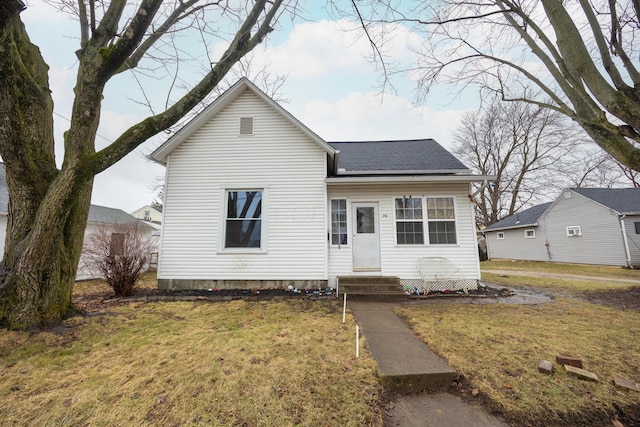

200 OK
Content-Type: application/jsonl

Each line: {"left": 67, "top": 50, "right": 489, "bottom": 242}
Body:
{"left": 356, "top": 324, "right": 360, "bottom": 359}
{"left": 342, "top": 293, "right": 347, "bottom": 324}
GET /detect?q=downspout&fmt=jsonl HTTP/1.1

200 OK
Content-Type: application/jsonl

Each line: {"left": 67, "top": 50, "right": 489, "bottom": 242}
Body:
{"left": 470, "top": 179, "right": 490, "bottom": 197}
{"left": 619, "top": 214, "right": 633, "bottom": 268}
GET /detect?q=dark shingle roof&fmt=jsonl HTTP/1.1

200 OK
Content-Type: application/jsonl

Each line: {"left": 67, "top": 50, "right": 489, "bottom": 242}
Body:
{"left": 484, "top": 202, "right": 553, "bottom": 231}
{"left": 0, "top": 163, "right": 143, "bottom": 225}
{"left": 88, "top": 205, "right": 141, "bottom": 225}
{"left": 328, "top": 139, "right": 470, "bottom": 175}
{"left": 572, "top": 188, "right": 640, "bottom": 213}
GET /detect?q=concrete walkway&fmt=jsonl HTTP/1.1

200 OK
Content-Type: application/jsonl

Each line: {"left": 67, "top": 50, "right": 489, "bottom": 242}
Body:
{"left": 348, "top": 301, "right": 509, "bottom": 427}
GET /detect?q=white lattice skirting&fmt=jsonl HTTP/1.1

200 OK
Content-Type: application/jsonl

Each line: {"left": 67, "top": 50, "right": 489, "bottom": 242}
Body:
{"left": 401, "top": 278, "right": 479, "bottom": 293}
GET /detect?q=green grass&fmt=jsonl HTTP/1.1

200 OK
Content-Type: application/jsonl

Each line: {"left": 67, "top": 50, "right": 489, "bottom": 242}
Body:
{"left": 481, "top": 272, "right": 634, "bottom": 293}
{"left": 481, "top": 260, "right": 640, "bottom": 280}
{"left": 0, "top": 299, "right": 383, "bottom": 426}
{"left": 396, "top": 298, "right": 640, "bottom": 426}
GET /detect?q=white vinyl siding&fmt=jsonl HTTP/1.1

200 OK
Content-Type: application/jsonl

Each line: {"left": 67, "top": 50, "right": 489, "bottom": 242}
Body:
{"left": 327, "top": 183, "right": 479, "bottom": 285}
{"left": 159, "top": 89, "right": 327, "bottom": 280}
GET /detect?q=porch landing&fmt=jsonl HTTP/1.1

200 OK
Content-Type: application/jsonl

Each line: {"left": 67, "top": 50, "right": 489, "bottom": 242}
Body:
{"left": 349, "top": 301, "right": 457, "bottom": 394}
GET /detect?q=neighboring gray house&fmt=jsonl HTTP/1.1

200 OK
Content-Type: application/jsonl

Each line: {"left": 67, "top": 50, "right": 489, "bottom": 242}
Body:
{"left": 0, "top": 163, "right": 154, "bottom": 279}
{"left": 150, "top": 77, "right": 493, "bottom": 292}
{"left": 484, "top": 188, "right": 640, "bottom": 267}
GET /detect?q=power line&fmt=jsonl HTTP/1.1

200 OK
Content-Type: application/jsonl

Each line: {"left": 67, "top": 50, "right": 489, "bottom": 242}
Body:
{"left": 53, "top": 111, "right": 113, "bottom": 143}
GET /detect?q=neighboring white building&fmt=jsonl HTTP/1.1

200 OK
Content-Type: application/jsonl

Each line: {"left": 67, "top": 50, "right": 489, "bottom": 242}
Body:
{"left": 130, "top": 205, "right": 162, "bottom": 230}
{"left": 484, "top": 188, "right": 640, "bottom": 267}
{"left": 150, "top": 78, "right": 493, "bottom": 292}
{"left": 0, "top": 163, "right": 155, "bottom": 280}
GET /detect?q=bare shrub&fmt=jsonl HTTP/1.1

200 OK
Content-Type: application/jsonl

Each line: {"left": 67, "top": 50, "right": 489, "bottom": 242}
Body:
{"left": 82, "top": 222, "right": 156, "bottom": 297}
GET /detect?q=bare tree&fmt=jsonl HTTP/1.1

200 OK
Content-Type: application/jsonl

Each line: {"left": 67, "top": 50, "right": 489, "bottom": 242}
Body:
{"left": 346, "top": 0, "right": 640, "bottom": 171}
{"left": 0, "top": 0, "right": 292, "bottom": 329}
{"left": 81, "top": 223, "right": 156, "bottom": 297}
{"left": 453, "top": 98, "right": 581, "bottom": 227}
{"left": 560, "top": 149, "right": 640, "bottom": 188}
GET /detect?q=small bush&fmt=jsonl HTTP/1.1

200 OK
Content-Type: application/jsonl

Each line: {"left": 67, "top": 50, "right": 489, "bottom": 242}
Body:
{"left": 81, "top": 222, "right": 156, "bottom": 297}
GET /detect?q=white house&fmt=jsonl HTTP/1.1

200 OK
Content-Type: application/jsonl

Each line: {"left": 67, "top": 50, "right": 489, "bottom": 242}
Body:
{"left": 149, "top": 78, "right": 493, "bottom": 292}
{"left": 130, "top": 205, "right": 162, "bottom": 230}
{"left": 484, "top": 188, "right": 640, "bottom": 267}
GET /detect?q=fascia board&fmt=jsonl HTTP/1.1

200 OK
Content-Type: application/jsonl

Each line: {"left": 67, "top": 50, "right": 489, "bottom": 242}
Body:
{"left": 325, "top": 174, "right": 496, "bottom": 185}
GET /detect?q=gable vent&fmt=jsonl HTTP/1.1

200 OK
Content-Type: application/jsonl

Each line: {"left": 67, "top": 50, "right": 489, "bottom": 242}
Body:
{"left": 239, "top": 117, "right": 254, "bottom": 135}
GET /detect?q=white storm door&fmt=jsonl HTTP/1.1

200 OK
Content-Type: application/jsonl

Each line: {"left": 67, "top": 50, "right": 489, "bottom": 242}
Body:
{"left": 352, "top": 203, "right": 381, "bottom": 271}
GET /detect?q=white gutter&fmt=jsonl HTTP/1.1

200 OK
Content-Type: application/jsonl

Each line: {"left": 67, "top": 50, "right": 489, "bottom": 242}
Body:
{"left": 620, "top": 215, "right": 633, "bottom": 268}
{"left": 336, "top": 168, "right": 471, "bottom": 175}
{"left": 325, "top": 174, "right": 495, "bottom": 185}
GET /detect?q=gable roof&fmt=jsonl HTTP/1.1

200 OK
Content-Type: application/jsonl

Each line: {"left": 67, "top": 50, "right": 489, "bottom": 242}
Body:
{"left": 149, "top": 77, "right": 336, "bottom": 164}
{"left": 571, "top": 188, "right": 640, "bottom": 214}
{"left": 328, "top": 139, "right": 470, "bottom": 175}
{"left": 88, "top": 205, "right": 143, "bottom": 225}
{"left": 484, "top": 202, "right": 553, "bottom": 232}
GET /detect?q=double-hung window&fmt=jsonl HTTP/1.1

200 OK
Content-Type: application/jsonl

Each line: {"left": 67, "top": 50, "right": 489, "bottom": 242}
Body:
{"left": 331, "top": 199, "right": 348, "bottom": 245}
{"left": 395, "top": 196, "right": 457, "bottom": 245}
{"left": 225, "top": 190, "right": 262, "bottom": 248}
{"left": 395, "top": 197, "right": 425, "bottom": 244}
{"left": 426, "top": 197, "right": 457, "bottom": 244}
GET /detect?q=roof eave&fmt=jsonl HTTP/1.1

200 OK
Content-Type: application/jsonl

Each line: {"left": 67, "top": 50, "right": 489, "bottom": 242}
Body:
{"left": 335, "top": 168, "right": 471, "bottom": 175}
{"left": 484, "top": 222, "right": 539, "bottom": 232}
{"left": 325, "top": 174, "right": 495, "bottom": 185}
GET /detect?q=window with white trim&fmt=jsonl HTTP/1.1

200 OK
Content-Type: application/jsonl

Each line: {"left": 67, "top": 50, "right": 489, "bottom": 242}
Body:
{"left": 634, "top": 222, "right": 640, "bottom": 234}
{"left": 330, "top": 199, "right": 348, "bottom": 245}
{"left": 395, "top": 197, "right": 424, "bottom": 244}
{"left": 566, "top": 225, "right": 582, "bottom": 237}
{"left": 395, "top": 196, "right": 457, "bottom": 245}
{"left": 497, "top": 232, "right": 505, "bottom": 240}
{"left": 426, "top": 197, "right": 457, "bottom": 244}
{"left": 225, "top": 190, "right": 262, "bottom": 248}
{"left": 525, "top": 229, "right": 535, "bottom": 239}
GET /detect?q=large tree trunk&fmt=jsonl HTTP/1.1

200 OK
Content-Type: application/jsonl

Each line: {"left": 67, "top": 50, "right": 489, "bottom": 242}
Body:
{"left": 0, "top": 0, "right": 284, "bottom": 329}
{"left": 0, "top": 1, "right": 94, "bottom": 329}
{"left": 0, "top": 175, "right": 93, "bottom": 328}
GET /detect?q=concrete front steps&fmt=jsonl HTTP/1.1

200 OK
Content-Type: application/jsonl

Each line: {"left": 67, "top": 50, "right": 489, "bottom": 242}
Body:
{"left": 337, "top": 276, "right": 406, "bottom": 301}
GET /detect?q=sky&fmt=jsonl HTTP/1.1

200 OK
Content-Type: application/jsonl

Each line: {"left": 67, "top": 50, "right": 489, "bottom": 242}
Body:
{"left": 20, "top": 1, "right": 480, "bottom": 214}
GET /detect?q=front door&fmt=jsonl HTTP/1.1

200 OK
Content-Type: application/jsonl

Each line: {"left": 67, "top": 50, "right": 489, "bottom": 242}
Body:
{"left": 352, "top": 202, "right": 381, "bottom": 271}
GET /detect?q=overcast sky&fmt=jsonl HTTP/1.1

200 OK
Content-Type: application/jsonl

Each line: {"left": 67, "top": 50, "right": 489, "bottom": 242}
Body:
{"left": 21, "top": 1, "right": 479, "bottom": 213}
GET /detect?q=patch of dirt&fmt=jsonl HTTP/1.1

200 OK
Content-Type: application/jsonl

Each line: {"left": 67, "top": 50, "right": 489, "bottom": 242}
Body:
{"left": 73, "top": 287, "right": 334, "bottom": 313}
{"left": 580, "top": 286, "right": 640, "bottom": 312}
{"left": 448, "top": 375, "right": 640, "bottom": 427}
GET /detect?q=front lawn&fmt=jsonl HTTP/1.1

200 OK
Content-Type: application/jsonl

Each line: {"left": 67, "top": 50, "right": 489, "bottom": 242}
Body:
{"left": 397, "top": 298, "right": 640, "bottom": 426}
{"left": 0, "top": 297, "right": 383, "bottom": 426}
